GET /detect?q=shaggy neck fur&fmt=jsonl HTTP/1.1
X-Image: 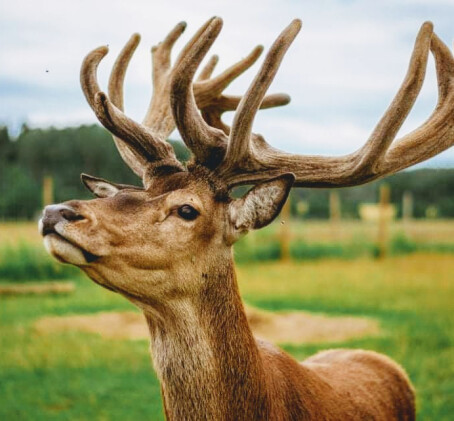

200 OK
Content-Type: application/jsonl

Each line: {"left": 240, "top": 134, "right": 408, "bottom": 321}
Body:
{"left": 144, "top": 257, "right": 269, "bottom": 421}
{"left": 133, "top": 248, "right": 415, "bottom": 421}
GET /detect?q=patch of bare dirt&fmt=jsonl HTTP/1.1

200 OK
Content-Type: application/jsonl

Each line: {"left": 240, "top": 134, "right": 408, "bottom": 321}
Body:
{"left": 35, "top": 311, "right": 148, "bottom": 340}
{"left": 35, "top": 306, "right": 380, "bottom": 345}
{"left": 246, "top": 307, "right": 380, "bottom": 344}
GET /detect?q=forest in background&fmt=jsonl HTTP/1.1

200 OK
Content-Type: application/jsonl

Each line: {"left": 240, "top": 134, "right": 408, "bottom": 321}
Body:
{"left": 1, "top": 124, "right": 453, "bottom": 220}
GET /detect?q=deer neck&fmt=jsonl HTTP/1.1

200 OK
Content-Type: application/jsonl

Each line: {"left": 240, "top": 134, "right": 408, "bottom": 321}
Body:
{"left": 143, "top": 254, "right": 269, "bottom": 421}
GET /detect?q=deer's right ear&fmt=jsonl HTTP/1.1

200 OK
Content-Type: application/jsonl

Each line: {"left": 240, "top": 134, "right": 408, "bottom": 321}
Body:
{"left": 81, "top": 173, "right": 122, "bottom": 198}
{"left": 226, "top": 173, "right": 295, "bottom": 244}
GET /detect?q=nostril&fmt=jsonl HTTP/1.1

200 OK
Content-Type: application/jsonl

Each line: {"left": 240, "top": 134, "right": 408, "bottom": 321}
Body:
{"left": 40, "top": 204, "right": 85, "bottom": 237}
{"left": 60, "top": 208, "right": 85, "bottom": 222}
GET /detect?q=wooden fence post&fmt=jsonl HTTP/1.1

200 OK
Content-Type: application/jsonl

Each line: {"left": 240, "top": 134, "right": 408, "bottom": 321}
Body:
{"left": 42, "top": 176, "right": 54, "bottom": 207}
{"left": 377, "top": 184, "right": 390, "bottom": 259}
{"left": 280, "top": 197, "right": 291, "bottom": 262}
{"left": 329, "top": 191, "right": 341, "bottom": 240}
{"left": 402, "top": 191, "right": 413, "bottom": 237}
{"left": 402, "top": 191, "right": 413, "bottom": 221}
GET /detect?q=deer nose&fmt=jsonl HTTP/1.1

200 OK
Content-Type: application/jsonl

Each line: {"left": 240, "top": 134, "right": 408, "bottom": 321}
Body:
{"left": 39, "top": 204, "right": 85, "bottom": 236}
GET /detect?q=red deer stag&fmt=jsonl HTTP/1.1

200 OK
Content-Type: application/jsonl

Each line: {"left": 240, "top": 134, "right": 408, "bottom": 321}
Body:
{"left": 40, "top": 17, "right": 453, "bottom": 420}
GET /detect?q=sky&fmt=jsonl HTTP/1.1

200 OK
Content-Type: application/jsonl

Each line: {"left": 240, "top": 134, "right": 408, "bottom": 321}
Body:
{"left": 1, "top": 0, "right": 453, "bottom": 167}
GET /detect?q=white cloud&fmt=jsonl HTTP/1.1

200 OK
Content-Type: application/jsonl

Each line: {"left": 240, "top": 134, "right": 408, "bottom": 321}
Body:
{"left": 26, "top": 109, "right": 94, "bottom": 128}
{"left": 255, "top": 114, "right": 371, "bottom": 156}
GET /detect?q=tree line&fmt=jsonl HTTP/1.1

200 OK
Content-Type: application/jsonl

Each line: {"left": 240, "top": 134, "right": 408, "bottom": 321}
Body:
{"left": 0, "top": 124, "right": 453, "bottom": 220}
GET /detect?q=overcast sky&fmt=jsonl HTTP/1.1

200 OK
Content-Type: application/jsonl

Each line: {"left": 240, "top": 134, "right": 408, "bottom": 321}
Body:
{"left": 1, "top": 0, "right": 453, "bottom": 167}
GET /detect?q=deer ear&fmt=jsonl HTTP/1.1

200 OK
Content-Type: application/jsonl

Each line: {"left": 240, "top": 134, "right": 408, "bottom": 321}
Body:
{"left": 227, "top": 173, "right": 295, "bottom": 244}
{"left": 80, "top": 173, "right": 121, "bottom": 198}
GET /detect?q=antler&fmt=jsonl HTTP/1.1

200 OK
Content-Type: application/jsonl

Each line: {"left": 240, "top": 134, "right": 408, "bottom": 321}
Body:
{"left": 172, "top": 19, "right": 453, "bottom": 188}
{"left": 170, "top": 17, "right": 291, "bottom": 168}
{"left": 81, "top": 18, "right": 290, "bottom": 182}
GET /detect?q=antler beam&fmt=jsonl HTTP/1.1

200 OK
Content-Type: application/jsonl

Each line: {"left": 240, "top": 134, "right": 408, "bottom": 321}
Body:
{"left": 204, "top": 20, "right": 452, "bottom": 188}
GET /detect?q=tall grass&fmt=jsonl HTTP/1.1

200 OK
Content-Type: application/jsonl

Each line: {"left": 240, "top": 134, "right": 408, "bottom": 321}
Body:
{"left": 0, "top": 243, "right": 77, "bottom": 282}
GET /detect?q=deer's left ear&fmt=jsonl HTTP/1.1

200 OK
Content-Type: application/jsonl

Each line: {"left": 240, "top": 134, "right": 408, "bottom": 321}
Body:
{"left": 81, "top": 174, "right": 122, "bottom": 198}
{"left": 227, "top": 173, "right": 295, "bottom": 244}
{"left": 81, "top": 173, "right": 144, "bottom": 198}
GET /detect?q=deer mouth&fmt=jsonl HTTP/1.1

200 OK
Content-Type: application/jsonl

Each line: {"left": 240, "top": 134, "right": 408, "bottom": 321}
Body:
{"left": 39, "top": 206, "right": 99, "bottom": 265}
{"left": 41, "top": 228, "right": 99, "bottom": 265}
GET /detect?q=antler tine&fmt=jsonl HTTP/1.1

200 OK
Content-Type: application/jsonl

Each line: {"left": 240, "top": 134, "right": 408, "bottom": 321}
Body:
{"left": 108, "top": 33, "right": 141, "bottom": 111}
{"left": 152, "top": 21, "right": 187, "bottom": 78}
{"left": 197, "top": 55, "right": 219, "bottom": 81}
{"left": 218, "top": 19, "right": 302, "bottom": 175}
{"left": 202, "top": 93, "right": 291, "bottom": 135}
{"left": 383, "top": 31, "right": 454, "bottom": 172}
{"left": 196, "top": 45, "right": 291, "bottom": 135}
{"left": 431, "top": 33, "right": 454, "bottom": 102}
{"left": 81, "top": 46, "right": 109, "bottom": 111}
{"left": 107, "top": 33, "right": 148, "bottom": 178}
{"left": 142, "top": 22, "right": 187, "bottom": 134}
{"left": 171, "top": 17, "right": 229, "bottom": 167}
{"left": 81, "top": 45, "right": 179, "bottom": 171}
{"left": 194, "top": 45, "right": 263, "bottom": 106}
{"left": 355, "top": 22, "right": 433, "bottom": 171}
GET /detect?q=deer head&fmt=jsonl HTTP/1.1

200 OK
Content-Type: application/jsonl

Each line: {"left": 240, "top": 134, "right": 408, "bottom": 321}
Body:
{"left": 40, "top": 18, "right": 454, "bottom": 306}
{"left": 39, "top": 18, "right": 295, "bottom": 309}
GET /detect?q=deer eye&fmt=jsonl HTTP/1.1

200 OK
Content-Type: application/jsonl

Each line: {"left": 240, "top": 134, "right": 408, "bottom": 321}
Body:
{"left": 177, "top": 205, "right": 199, "bottom": 221}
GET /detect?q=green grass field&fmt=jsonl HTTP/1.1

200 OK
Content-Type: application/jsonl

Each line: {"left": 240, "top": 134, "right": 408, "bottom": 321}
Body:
{"left": 1, "top": 222, "right": 453, "bottom": 420}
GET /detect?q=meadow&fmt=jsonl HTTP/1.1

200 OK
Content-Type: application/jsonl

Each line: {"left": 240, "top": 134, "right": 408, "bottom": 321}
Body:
{"left": 1, "top": 221, "right": 453, "bottom": 420}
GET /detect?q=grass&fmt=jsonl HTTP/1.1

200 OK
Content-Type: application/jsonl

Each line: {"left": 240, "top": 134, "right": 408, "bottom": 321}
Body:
{"left": 238, "top": 255, "right": 454, "bottom": 420}
{"left": 0, "top": 222, "right": 44, "bottom": 247}
{"left": 254, "top": 218, "right": 454, "bottom": 245}
{"left": 0, "top": 222, "right": 79, "bottom": 282}
{"left": 0, "top": 254, "right": 453, "bottom": 420}
{"left": 234, "top": 233, "right": 454, "bottom": 263}
{"left": 0, "top": 242, "right": 78, "bottom": 282}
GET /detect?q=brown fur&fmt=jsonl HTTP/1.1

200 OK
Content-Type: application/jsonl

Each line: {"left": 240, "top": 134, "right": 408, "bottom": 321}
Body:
{"left": 145, "top": 257, "right": 415, "bottom": 420}
{"left": 41, "top": 171, "right": 415, "bottom": 420}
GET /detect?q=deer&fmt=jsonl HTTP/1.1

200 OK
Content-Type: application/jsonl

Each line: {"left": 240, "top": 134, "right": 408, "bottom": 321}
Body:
{"left": 39, "top": 17, "right": 454, "bottom": 420}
